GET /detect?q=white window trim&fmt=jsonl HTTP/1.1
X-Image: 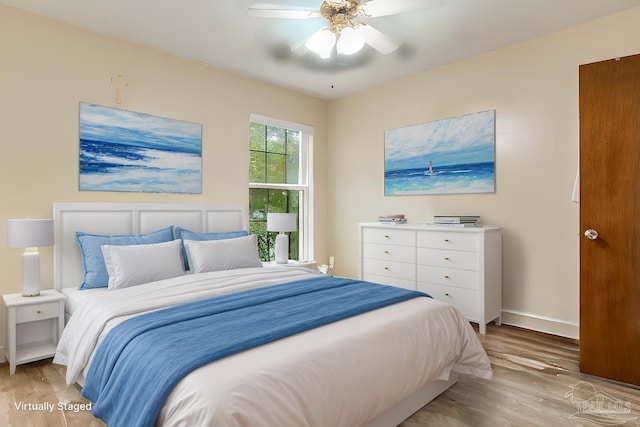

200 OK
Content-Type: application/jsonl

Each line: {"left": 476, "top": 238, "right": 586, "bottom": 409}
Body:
{"left": 250, "top": 114, "right": 314, "bottom": 135}
{"left": 249, "top": 114, "right": 314, "bottom": 261}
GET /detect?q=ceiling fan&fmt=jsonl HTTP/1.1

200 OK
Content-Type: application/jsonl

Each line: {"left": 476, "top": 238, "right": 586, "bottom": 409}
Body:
{"left": 247, "top": 0, "right": 442, "bottom": 59}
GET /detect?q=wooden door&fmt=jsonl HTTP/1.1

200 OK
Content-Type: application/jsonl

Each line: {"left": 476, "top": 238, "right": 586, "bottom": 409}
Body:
{"left": 579, "top": 53, "right": 640, "bottom": 386}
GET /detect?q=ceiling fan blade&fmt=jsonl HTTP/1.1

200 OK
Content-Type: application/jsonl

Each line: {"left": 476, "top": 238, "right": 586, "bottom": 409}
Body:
{"left": 247, "top": 7, "right": 321, "bottom": 19}
{"left": 360, "top": 0, "right": 443, "bottom": 17}
{"left": 359, "top": 24, "right": 400, "bottom": 54}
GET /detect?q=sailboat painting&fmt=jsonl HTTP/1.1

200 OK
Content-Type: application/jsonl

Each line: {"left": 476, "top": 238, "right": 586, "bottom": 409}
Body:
{"left": 79, "top": 103, "right": 202, "bottom": 193}
{"left": 384, "top": 110, "right": 495, "bottom": 196}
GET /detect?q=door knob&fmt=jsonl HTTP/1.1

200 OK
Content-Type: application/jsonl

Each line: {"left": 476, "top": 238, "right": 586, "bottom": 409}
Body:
{"left": 584, "top": 229, "right": 599, "bottom": 240}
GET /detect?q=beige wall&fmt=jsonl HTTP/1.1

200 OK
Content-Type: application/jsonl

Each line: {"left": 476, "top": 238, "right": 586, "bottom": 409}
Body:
{"left": 0, "top": 6, "right": 328, "bottom": 354}
{"left": 326, "top": 7, "right": 640, "bottom": 338}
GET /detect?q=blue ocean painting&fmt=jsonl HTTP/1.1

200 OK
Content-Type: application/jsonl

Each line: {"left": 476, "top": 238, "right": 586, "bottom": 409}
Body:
{"left": 384, "top": 110, "right": 495, "bottom": 196}
{"left": 79, "top": 103, "right": 202, "bottom": 193}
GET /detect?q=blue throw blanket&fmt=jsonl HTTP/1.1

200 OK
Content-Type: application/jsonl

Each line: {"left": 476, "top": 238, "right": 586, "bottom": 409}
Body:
{"left": 81, "top": 276, "right": 428, "bottom": 427}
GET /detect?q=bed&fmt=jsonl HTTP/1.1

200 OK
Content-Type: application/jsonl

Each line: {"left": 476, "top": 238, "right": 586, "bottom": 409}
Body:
{"left": 52, "top": 202, "right": 492, "bottom": 427}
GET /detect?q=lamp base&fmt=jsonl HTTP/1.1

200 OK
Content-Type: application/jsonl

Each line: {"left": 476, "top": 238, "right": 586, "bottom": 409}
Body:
{"left": 22, "top": 291, "right": 40, "bottom": 297}
{"left": 274, "top": 233, "right": 289, "bottom": 264}
{"left": 22, "top": 251, "right": 41, "bottom": 297}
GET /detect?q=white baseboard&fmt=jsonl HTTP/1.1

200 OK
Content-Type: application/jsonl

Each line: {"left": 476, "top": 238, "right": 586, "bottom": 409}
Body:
{"left": 501, "top": 309, "right": 579, "bottom": 339}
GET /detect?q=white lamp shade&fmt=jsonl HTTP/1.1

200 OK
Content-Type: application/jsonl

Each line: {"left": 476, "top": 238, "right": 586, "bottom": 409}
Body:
{"left": 267, "top": 213, "right": 297, "bottom": 233}
{"left": 7, "top": 219, "right": 54, "bottom": 248}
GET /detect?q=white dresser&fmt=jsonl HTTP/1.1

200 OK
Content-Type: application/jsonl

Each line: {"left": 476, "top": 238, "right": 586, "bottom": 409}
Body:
{"left": 360, "top": 223, "right": 502, "bottom": 334}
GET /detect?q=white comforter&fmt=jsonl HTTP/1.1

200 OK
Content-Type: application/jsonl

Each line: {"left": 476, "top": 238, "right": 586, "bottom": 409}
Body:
{"left": 55, "top": 268, "right": 492, "bottom": 427}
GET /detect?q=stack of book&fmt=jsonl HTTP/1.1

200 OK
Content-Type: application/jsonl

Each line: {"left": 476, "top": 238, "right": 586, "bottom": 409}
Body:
{"left": 378, "top": 214, "right": 407, "bottom": 224}
{"left": 434, "top": 215, "right": 481, "bottom": 227}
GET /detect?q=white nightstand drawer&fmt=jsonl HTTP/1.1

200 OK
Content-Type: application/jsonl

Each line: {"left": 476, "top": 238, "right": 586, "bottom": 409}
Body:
{"left": 418, "top": 282, "right": 479, "bottom": 321}
{"left": 363, "top": 243, "right": 416, "bottom": 263}
{"left": 417, "top": 247, "right": 479, "bottom": 271}
{"left": 362, "top": 258, "right": 415, "bottom": 281}
{"left": 362, "top": 228, "right": 415, "bottom": 246}
{"left": 15, "top": 302, "right": 59, "bottom": 323}
{"left": 417, "top": 231, "right": 479, "bottom": 252}
{"left": 417, "top": 265, "right": 479, "bottom": 290}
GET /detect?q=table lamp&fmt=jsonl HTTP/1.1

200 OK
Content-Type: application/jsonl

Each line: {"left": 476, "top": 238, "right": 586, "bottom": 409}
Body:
{"left": 266, "top": 213, "right": 297, "bottom": 264}
{"left": 6, "top": 219, "right": 54, "bottom": 296}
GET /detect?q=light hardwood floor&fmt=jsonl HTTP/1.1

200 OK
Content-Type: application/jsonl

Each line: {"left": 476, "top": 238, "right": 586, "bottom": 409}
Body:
{"left": 1, "top": 324, "right": 638, "bottom": 426}
{"left": 401, "top": 325, "right": 639, "bottom": 426}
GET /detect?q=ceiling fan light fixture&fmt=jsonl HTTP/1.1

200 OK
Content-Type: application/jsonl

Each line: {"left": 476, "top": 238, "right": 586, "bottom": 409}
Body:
{"left": 249, "top": 0, "right": 416, "bottom": 59}
{"left": 305, "top": 28, "right": 336, "bottom": 58}
{"left": 337, "top": 26, "right": 365, "bottom": 55}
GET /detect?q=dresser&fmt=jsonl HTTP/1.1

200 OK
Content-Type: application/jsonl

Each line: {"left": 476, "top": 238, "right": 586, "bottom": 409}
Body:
{"left": 360, "top": 223, "right": 502, "bottom": 334}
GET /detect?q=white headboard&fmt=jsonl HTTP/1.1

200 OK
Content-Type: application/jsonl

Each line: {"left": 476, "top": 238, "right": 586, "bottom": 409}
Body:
{"left": 53, "top": 202, "right": 247, "bottom": 291}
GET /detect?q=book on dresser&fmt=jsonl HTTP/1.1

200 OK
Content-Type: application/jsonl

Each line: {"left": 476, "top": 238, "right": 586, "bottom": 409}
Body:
{"left": 434, "top": 215, "right": 480, "bottom": 224}
{"left": 434, "top": 216, "right": 481, "bottom": 227}
{"left": 378, "top": 214, "right": 407, "bottom": 224}
{"left": 435, "top": 222, "right": 482, "bottom": 228}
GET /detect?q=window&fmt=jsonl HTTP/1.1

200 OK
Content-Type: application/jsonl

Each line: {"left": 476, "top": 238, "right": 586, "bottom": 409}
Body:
{"left": 249, "top": 114, "right": 313, "bottom": 262}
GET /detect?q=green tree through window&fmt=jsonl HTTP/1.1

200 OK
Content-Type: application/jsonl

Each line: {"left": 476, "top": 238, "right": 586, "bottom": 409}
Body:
{"left": 249, "top": 119, "right": 309, "bottom": 261}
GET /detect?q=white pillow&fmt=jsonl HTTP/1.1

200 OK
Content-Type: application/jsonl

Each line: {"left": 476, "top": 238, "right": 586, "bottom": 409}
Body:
{"left": 101, "top": 239, "right": 185, "bottom": 290}
{"left": 183, "top": 234, "right": 263, "bottom": 273}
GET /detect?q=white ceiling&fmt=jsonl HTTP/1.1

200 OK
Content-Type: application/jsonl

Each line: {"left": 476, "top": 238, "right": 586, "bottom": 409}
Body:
{"left": 3, "top": 0, "right": 640, "bottom": 99}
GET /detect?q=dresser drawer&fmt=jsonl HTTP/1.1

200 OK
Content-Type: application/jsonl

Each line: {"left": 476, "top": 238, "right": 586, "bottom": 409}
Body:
{"left": 417, "top": 265, "right": 479, "bottom": 290}
{"left": 362, "top": 228, "right": 415, "bottom": 246}
{"left": 417, "top": 247, "right": 479, "bottom": 271}
{"left": 417, "top": 231, "right": 479, "bottom": 252}
{"left": 363, "top": 243, "right": 416, "bottom": 263}
{"left": 362, "top": 258, "right": 415, "bottom": 281}
{"left": 363, "top": 274, "right": 415, "bottom": 290}
{"left": 418, "top": 282, "right": 479, "bottom": 321}
{"left": 15, "top": 302, "right": 59, "bottom": 324}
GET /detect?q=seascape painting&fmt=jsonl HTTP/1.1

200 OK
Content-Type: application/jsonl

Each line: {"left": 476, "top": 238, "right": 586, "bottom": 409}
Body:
{"left": 79, "top": 103, "right": 202, "bottom": 193}
{"left": 384, "top": 110, "right": 495, "bottom": 196}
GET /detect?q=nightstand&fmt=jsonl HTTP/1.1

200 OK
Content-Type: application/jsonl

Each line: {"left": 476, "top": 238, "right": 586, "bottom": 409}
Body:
{"left": 3, "top": 289, "right": 65, "bottom": 375}
{"left": 263, "top": 260, "right": 317, "bottom": 270}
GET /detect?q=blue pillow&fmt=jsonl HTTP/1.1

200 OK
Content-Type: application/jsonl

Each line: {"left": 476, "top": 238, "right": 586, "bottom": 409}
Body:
{"left": 175, "top": 227, "right": 248, "bottom": 270}
{"left": 76, "top": 226, "right": 174, "bottom": 289}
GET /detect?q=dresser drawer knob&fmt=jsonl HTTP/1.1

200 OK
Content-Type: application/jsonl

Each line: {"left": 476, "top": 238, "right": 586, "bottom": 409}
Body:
{"left": 444, "top": 293, "right": 450, "bottom": 297}
{"left": 444, "top": 239, "right": 450, "bottom": 242}
{"left": 384, "top": 267, "right": 390, "bottom": 270}
{"left": 444, "top": 275, "right": 450, "bottom": 279}
{"left": 444, "top": 257, "right": 450, "bottom": 261}
{"left": 37, "top": 310, "right": 42, "bottom": 314}
{"left": 384, "top": 235, "right": 390, "bottom": 238}
{"left": 384, "top": 250, "right": 390, "bottom": 254}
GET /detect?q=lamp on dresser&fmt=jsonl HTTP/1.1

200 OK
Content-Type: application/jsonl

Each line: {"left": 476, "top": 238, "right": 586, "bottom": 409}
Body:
{"left": 6, "top": 218, "right": 54, "bottom": 297}
{"left": 267, "top": 213, "right": 297, "bottom": 264}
